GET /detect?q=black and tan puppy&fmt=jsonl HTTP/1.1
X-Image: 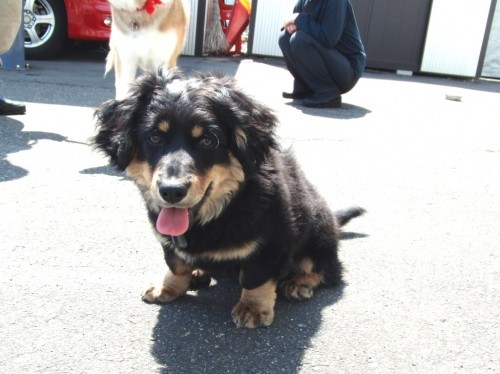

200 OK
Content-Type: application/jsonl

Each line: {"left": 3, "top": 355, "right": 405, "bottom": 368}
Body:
{"left": 92, "top": 68, "right": 364, "bottom": 328}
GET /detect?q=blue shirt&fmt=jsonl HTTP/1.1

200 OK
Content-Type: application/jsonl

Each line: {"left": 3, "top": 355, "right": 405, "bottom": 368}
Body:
{"left": 293, "top": 0, "right": 366, "bottom": 77}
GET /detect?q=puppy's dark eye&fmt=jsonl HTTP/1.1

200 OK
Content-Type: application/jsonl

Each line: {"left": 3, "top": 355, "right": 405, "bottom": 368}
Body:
{"left": 198, "top": 133, "right": 219, "bottom": 149}
{"left": 147, "top": 134, "right": 162, "bottom": 144}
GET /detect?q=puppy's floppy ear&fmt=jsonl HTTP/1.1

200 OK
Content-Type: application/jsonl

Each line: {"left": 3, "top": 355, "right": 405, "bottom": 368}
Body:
{"left": 92, "top": 68, "right": 183, "bottom": 171}
{"left": 227, "top": 88, "right": 279, "bottom": 174}
{"left": 207, "top": 75, "right": 279, "bottom": 174}
{"left": 92, "top": 98, "right": 138, "bottom": 171}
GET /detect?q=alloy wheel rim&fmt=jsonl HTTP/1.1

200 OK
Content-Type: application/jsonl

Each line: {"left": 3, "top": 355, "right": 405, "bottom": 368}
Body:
{"left": 24, "top": 0, "right": 56, "bottom": 49}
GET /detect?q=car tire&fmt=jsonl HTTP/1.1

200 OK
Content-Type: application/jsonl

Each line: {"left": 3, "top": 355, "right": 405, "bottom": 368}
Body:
{"left": 24, "top": 0, "right": 68, "bottom": 60}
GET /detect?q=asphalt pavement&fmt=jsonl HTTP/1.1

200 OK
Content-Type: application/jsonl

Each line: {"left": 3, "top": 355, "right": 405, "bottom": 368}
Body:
{"left": 1, "top": 47, "right": 499, "bottom": 373}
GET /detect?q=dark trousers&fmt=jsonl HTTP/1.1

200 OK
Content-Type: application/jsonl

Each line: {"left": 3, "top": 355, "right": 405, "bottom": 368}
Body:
{"left": 278, "top": 30, "right": 358, "bottom": 98}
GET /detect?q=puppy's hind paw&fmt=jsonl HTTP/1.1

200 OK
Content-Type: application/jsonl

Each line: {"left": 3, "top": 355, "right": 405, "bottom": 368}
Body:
{"left": 188, "top": 269, "right": 211, "bottom": 290}
{"left": 279, "top": 280, "right": 314, "bottom": 301}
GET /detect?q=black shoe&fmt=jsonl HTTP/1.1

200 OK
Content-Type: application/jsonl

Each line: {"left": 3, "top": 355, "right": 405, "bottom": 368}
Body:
{"left": 0, "top": 96, "right": 26, "bottom": 115}
{"left": 303, "top": 95, "right": 342, "bottom": 108}
{"left": 282, "top": 91, "right": 313, "bottom": 100}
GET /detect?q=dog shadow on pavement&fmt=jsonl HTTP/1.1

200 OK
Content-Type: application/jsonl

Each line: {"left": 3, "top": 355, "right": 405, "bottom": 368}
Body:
{"left": 150, "top": 276, "right": 345, "bottom": 373}
{"left": 0, "top": 116, "right": 67, "bottom": 182}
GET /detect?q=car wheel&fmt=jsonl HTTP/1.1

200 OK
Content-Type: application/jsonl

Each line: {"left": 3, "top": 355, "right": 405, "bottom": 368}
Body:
{"left": 24, "top": 0, "right": 67, "bottom": 59}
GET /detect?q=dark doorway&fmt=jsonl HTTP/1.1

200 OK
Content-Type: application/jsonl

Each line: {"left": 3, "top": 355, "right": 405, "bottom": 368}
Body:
{"left": 351, "top": 0, "right": 432, "bottom": 72}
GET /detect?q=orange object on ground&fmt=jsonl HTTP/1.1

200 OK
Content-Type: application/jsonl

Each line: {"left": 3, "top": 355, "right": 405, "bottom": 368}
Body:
{"left": 225, "top": 0, "right": 251, "bottom": 52}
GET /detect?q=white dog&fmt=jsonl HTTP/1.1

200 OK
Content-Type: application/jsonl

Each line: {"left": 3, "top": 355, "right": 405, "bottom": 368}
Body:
{"left": 106, "top": 0, "right": 189, "bottom": 99}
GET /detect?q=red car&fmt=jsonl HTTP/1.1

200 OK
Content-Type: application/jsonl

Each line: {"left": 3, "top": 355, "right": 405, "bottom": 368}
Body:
{"left": 24, "top": 0, "right": 111, "bottom": 59}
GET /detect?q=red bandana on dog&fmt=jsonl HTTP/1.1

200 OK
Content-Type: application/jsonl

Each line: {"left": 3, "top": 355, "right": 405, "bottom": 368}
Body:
{"left": 138, "top": 0, "right": 163, "bottom": 15}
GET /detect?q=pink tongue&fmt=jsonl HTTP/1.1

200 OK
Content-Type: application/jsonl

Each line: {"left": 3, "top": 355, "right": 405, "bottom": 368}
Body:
{"left": 156, "top": 207, "right": 189, "bottom": 236}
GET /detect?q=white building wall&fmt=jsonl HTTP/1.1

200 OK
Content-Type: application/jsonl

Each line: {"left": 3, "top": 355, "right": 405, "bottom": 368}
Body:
{"left": 250, "top": 0, "right": 294, "bottom": 57}
{"left": 421, "top": 0, "right": 492, "bottom": 77}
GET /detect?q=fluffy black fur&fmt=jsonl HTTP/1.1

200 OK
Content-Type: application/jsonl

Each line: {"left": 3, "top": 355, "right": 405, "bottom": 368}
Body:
{"left": 92, "top": 68, "right": 364, "bottom": 328}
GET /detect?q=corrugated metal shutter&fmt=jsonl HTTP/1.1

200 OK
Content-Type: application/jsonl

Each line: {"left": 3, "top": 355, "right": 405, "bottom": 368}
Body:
{"left": 250, "top": 0, "right": 294, "bottom": 57}
{"left": 420, "top": 0, "right": 492, "bottom": 77}
{"left": 182, "top": 0, "right": 199, "bottom": 56}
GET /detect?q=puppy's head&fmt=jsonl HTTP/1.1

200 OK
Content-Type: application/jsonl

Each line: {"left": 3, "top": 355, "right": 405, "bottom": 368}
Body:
{"left": 92, "top": 68, "right": 278, "bottom": 233}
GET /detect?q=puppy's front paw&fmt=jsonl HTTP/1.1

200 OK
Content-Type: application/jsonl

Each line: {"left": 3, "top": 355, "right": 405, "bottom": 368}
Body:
{"left": 143, "top": 265, "right": 192, "bottom": 304}
{"left": 141, "top": 284, "right": 182, "bottom": 304}
{"left": 231, "top": 301, "right": 274, "bottom": 328}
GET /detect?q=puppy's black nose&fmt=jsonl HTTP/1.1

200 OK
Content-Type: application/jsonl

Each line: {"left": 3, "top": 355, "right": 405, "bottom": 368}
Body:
{"left": 158, "top": 182, "right": 189, "bottom": 204}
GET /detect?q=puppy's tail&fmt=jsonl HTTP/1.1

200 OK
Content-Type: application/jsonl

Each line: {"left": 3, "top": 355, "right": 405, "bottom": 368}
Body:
{"left": 335, "top": 206, "right": 366, "bottom": 227}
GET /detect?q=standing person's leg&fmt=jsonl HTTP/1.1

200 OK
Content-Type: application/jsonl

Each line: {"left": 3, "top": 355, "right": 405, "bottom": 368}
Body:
{"left": 278, "top": 31, "right": 313, "bottom": 98}
{"left": 0, "top": 0, "right": 26, "bottom": 115}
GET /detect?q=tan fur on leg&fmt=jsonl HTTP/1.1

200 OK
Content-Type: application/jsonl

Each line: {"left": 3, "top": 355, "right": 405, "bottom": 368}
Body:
{"left": 142, "top": 262, "right": 192, "bottom": 303}
{"left": 231, "top": 280, "right": 277, "bottom": 328}
{"left": 279, "top": 257, "right": 325, "bottom": 300}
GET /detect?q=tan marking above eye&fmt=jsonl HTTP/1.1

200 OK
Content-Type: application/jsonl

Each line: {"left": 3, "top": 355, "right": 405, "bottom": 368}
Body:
{"left": 158, "top": 121, "right": 170, "bottom": 133}
{"left": 191, "top": 124, "right": 204, "bottom": 139}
